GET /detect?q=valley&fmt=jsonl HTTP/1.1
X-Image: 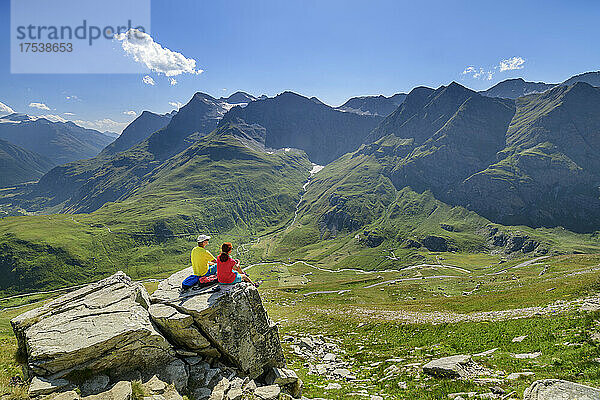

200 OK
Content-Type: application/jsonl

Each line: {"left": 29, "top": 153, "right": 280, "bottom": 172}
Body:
{"left": 1, "top": 72, "right": 600, "bottom": 399}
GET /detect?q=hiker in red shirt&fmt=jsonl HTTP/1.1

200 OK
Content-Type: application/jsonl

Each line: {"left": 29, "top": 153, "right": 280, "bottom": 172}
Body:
{"left": 216, "top": 242, "right": 256, "bottom": 286}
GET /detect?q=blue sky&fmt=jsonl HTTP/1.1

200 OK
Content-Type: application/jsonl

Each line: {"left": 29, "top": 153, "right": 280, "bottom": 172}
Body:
{"left": 1, "top": 0, "right": 599, "bottom": 133}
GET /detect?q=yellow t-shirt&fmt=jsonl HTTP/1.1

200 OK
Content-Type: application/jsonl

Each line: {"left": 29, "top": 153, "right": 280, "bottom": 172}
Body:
{"left": 191, "top": 246, "right": 215, "bottom": 276}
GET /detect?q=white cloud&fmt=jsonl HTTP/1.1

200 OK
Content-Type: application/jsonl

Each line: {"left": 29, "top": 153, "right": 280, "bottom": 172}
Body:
{"left": 499, "top": 56, "right": 525, "bottom": 72}
{"left": 73, "top": 118, "right": 129, "bottom": 133}
{"left": 462, "top": 66, "right": 494, "bottom": 80}
{"left": 169, "top": 101, "right": 184, "bottom": 109}
{"left": 143, "top": 75, "right": 155, "bottom": 86}
{"left": 169, "top": 78, "right": 177, "bottom": 86}
{"left": 65, "top": 95, "right": 79, "bottom": 101}
{"left": 29, "top": 102, "right": 50, "bottom": 111}
{"left": 116, "top": 29, "right": 203, "bottom": 78}
{"left": 123, "top": 110, "right": 137, "bottom": 116}
{"left": 64, "top": 112, "right": 75, "bottom": 116}
{"left": 0, "top": 101, "right": 14, "bottom": 116}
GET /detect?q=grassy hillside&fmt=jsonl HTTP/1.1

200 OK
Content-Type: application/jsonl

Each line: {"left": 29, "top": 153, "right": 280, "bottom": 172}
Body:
{"left": 0, "top": 139, "right": 54, "bottom": 188}
{"left": 250, "top": 144, "right": 600, "bottom": 273}
{"left": 0, "top": 124, "right": 311, "bottom": 296}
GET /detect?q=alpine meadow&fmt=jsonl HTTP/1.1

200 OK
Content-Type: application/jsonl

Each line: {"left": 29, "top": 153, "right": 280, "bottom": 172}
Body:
{"left": 1, "top": 2, "right": 600, "bottom": 400}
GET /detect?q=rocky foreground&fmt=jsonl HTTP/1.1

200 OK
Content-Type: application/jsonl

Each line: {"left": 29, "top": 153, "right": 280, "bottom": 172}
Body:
{"left": 11, "top": 270, "right": 302, "bottom": 400}
{"left": 10, "top": 269, "right": 600, "bottom": 400}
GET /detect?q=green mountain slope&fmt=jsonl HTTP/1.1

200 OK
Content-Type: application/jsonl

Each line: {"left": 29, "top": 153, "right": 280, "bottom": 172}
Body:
{"left": 261, "top": 145, "right": 599, "bottom": 272}
{"left": 0, "top": 123, "right": 311, "bottom": 295}
{"left": 457, "top": 82, "right": 600, "bottom": 231}
{"left": 0, "top": 139, "right": 54, "bottom": 187}
{"left": 14, "top": 93, "right": 230, "bottom": 213}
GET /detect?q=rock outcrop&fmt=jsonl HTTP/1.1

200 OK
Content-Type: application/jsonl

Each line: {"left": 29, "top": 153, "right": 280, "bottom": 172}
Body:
{"left": 523, "top": 379, "right": 600, "bottom": 400}
{"left": 11, "top": 272, "right": 175, "bottom": 379}
{"left": 150, "top": 267, "right": 285, "bottom": 379}
{"left": 12, "top": 270, "right": 296, "bottom": 400}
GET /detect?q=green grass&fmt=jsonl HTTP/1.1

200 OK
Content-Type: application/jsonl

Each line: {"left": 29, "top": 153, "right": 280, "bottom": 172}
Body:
{"left": 276, "top": 311, "right": 600, "bottom": 399}
{"left": 2, "top": 252, "right": 600, "bottom": 398}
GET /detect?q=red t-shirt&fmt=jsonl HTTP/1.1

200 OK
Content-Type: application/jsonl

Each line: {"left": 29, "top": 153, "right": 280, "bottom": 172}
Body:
{"left": 217, "top": 256, "right": 239, "bottom": 284}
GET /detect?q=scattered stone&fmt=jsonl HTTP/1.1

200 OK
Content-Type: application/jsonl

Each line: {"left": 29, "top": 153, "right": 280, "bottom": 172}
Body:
{"left": 145, "top": 375, "right": 167, "bottom": 394}
{"left": 254, "top": 384, "right": 281, "bottom": 400}
{"left": 325, "top": 383, "right": 342, "bottom": 390}
{"left": 244, "top": 380, "right": 257, "bottom": 392}
{"left": 423, "top": 355, "right": 486, "bottom": 379}
{"left": 332, "top": 368, "right": 352, "bottom": 378}
{"left": 83, "top": 381, "right": 132, "bottom": 400}
{"left": 323, "top": 353, "right": 336, "bottom": 362}
{"left": 523, "top": 379, "right": 600, "bottom": 400}
{"left": 506, "top": 371, "right": 535, "bottom": 380}
{"left": 50, "top": 391, "right": 80, "bottom": 400}
{"left": 208, "top": 377, "right": 229, "bottom": 400}
{"left": 80, "top": 374, "right": 110, "bottom": 395}
{"left": 473, "top": 348, "right": 498, "bottom": 357}
{"left": 448, "top": 392, "right": 477, "bottom": 399}
{"left": 397, "top": 381, "right": 408, "bottom": 390}
{"left": 265, "top": 367, "right": 298, "bottom": 385}
{"left": 28, "top": 376, "right": 70, "bottom": 397}
{"left": 385, "top": 358, "right": 405, "bottom": 363}
{"left": 192, "top": 387, "right": 212, "bottom": 400}
{"left": 512, "top": 335, "right": 528, "bottom": 343}
{"left": 184, "top": 356, "right": 203, "bottom": 366}
{"left": 513, "top": 352, "right": 541, "bottom": 359}
{"left": 226, "top": 388, "right": 243, "bottom": 400}
{"left": 490, "top": 386, "right": 505, "bottom": 394}
{"left": 156, "top": 359, "right": 188, "bottom": 392}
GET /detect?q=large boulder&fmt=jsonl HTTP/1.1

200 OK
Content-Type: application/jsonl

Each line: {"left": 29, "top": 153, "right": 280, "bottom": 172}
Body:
{"left": 151, "top": 267, "right": 285, "bottom": 378}
{"left": 523, "top": 379, "right": 600, "bottom": 400}
{"left": 11, "top": 272, "right": 175, "bottom": 379}
{"left": 422, "top": 355, "right": 486, "bottom": 379}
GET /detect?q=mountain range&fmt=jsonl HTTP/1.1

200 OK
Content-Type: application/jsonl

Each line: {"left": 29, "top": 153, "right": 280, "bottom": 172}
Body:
{"left": 0, "top": 114, "right": 113, "bottom": 166}
{"left": 220, "top": 91, "right": 381, "bottom": 164}
{"left": 1, "top": 71, "right": 600, "bottom": 293}
{"left": 335, "top": 93, "right": 407, "bottom": 116}
{"left": 480, "top": 71, "right": 600, "bottom": 99}
{"left": 0, "top": 138, "right": 54, "bottom": 187}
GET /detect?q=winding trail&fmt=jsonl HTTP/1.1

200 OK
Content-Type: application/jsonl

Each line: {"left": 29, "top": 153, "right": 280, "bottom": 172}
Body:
{"left": 487, "top": 256, "right": 550, "bottom": 275}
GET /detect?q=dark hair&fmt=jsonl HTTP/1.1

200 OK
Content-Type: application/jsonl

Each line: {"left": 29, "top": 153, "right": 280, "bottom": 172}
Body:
{"left": 219, "top": 242, "right": 233, "bottom": 262}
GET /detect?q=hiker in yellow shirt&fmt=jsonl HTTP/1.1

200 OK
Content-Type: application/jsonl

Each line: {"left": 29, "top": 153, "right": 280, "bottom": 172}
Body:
{"left": 191, "top": 234, "right": 217, "bottom": 276}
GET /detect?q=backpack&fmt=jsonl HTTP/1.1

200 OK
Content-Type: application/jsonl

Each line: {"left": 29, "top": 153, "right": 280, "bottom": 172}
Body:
{"left": 181, "top": 274, "right": 218, "bottom": 290}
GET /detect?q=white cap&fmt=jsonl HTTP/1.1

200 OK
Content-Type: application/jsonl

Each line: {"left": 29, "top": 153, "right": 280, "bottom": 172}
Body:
{"left": 197, "top": 234, "right": 211, "bottom": 242}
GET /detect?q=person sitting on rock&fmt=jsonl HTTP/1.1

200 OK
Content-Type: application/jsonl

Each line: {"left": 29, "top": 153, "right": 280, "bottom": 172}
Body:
{"left": 191, "top": 234, "right": 217, "bottom": 277}
{"left": 217, "top": 242, "right": 256, "bottom": 286}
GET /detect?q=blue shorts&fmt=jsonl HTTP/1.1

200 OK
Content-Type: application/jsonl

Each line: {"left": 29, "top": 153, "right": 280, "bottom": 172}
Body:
{"left": 220, "top": 271, "right": 242, "bottom": 285}
{"left": 203, "top": 263, "right": 217, "bottom": 277}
